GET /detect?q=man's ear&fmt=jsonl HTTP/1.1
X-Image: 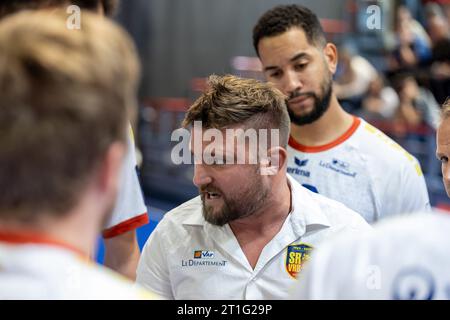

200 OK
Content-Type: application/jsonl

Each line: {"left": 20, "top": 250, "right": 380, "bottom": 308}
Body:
{"left": 323, "top": 43, "right": 338, "bottom": 75}
{"left": 260, "top": 147, "right": 287, "bottom": 176}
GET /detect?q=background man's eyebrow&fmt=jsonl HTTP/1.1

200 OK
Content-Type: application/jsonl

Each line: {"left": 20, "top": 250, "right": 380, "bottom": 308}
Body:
{"left": 263, "top": 53, "right": 310, "bottom": 71}
{"left": 290, "top": 52, "right": 310, "bottom": 62}
{"left": 264, "top": 65, "right": 279, "bottom": 72}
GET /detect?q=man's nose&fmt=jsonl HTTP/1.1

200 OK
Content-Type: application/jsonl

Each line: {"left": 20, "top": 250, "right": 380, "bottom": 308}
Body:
{"left": 192, "top": 164, "right": 212, "bottom": 188}
{"left": 283, "top": 70, "right": 303, "bottom": 97}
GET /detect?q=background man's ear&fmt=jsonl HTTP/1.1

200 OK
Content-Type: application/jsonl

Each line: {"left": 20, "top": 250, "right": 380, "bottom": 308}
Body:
{"left": 324, "top": 43, "right": 338, "bottom": 74}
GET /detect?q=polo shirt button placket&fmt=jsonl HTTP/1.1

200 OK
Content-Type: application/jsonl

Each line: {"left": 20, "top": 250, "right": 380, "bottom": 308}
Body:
{"left": 244, "top": 275, "right": 259, "bottom": 300}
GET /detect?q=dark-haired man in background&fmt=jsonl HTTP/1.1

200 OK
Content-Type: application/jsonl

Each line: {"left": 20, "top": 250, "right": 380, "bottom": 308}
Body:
{"left": 253, "top": 4, "right": 430, "bottom": 223}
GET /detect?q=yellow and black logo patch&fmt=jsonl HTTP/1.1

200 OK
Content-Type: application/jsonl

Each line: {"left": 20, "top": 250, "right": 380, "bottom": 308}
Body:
{"left": 285, "top": 243, "right": 313, "bottom": 279}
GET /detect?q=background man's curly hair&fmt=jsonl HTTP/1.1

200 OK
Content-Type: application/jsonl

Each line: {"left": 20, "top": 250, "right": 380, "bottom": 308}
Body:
{"left": 253, "top": 4, "right": 327, "bottom": 56}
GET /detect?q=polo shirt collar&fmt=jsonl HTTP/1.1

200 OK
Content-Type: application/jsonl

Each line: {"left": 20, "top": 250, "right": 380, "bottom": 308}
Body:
{"left": 287, "top": 174, "right": 331, "bottom": 238}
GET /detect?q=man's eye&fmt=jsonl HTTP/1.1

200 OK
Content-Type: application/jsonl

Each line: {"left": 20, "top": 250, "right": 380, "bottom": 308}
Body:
{"left": 295, "top": 63, "right": 307, "bottom": 71}
{"left": 440, "top": 156, "right": 448, "bottom": 163}
{"left": 269, "top": 71, "right": 282, "bottom": 78}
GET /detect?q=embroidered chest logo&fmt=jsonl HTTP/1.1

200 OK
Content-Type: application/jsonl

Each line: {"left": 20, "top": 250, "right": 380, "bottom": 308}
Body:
{"left": 287, "top": 157, "right": 311, "bottom": 177}
{"left": 319, "top": 158, "right": 357, "bottom": 178}
{"left": 182, "top": 250, "right": 227, "bottom": 268}
{"left": 285, "top": 243, "right": 313, "bottom": 279}
{"left": 194, "top": 250, "right": 215, "bottom": 259}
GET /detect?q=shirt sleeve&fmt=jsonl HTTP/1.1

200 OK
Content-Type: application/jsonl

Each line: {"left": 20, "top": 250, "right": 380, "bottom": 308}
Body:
{"left": 136, "top": 227, "right": 174, "bottom": 300}
{"left": 102, "top": 127, "right": 148, "bottom": 238}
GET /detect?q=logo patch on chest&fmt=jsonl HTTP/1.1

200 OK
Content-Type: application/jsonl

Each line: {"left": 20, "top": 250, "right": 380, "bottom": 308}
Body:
{"left": 182, "top": 250, "right": 227, "bottom": 268}
{"left": 285, "top": 244, "right": 313, "bottom": 279}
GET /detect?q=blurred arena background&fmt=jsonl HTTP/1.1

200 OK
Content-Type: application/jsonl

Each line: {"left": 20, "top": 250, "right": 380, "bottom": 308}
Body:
{"left": 94, "top": 0, "right": 450, "bottom": 262}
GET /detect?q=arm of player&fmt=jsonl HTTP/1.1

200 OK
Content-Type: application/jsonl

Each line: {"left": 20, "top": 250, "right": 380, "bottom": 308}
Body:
{"left": 104, "top": 229, "right": 140, "bottom": 280}
{"left": 102, "top": 125, "right": 148, "bottom": 278}
{"left": 136, "top": 228, "right": 174, "bottom": 300}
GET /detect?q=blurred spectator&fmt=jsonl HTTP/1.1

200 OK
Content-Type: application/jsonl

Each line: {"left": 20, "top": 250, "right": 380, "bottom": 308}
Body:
{"left": 392, "top": 73, "right": 441, "bottom": 130}
{"left": 388, "top": 6, "right": 433, "bottom": 72}
{"left": 398, "top": 5, "right": 432, "bottom": 46}
{"left": 430, "top": 38, "right": 450, "bottom": 103}
{"left": 431, "top": 38, "right": 450, "bottom": 79}
{"left": 425, "top": 5, "right": 450, "bottom": 45}
{"left": 334, "top": 44, "right": 378, "bottom": 112}
{"left": 423, "top": 0, "right": 450, "bottom": 27}
{"left": 445, "top": 3, "right": 450, "bottom": 25}
{"left": 357, "top": 73, "right": 400, "bottom": 122}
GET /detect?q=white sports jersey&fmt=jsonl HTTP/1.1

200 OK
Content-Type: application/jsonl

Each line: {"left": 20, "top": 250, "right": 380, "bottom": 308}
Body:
{"left": 136, "top": 175, "right": 371, "bottom": 300}
{"left": 0, "top": 232, "right": 158, "bottom": 299}
{"left": 291, "top": 211, "right": 450, "bottom": 300}
{"left": 287, "top": 116, "right": 430, "bottom": 223}
{"left": 103, "top": 127, "right": 148, "bottom": 238}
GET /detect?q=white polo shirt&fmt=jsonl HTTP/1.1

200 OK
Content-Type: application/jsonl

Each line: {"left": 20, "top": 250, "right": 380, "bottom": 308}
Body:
{"left": 136, "top": 175, "right": 371, "bottom": 300}
{"left": 103, "top": 127, "right": 148, "bottom": 238}
{"left": 0, "top": 232, "right": 158, "bottom": 299}
{"left": 287, "top": 117, "right": 431, "bottom": 223}
{"left": 291, "top": 211, "right": 450, "bottom": 300}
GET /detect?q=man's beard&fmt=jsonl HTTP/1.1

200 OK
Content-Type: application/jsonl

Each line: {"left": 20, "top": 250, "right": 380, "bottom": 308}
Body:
{"left": 287, "top": 74, "right": 333, "bottom": 126}
{"left": 200, "top": 168, "right": 270, "bottom": 226}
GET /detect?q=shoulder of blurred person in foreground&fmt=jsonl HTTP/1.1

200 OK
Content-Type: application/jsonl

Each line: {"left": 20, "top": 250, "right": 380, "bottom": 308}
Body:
{"left": 0, "top": 9, "right": 142, "bottom": 298}
{"left": 0, "top": 237, "right": 160, "bottom": 300}
{"left": 290, "top": 210, "right": 450, "bottom": 300}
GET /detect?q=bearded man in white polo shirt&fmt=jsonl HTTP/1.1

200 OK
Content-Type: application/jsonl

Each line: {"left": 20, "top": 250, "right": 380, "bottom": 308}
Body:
{"left": 136, "top": 75, "right": 371, "bottom": 300}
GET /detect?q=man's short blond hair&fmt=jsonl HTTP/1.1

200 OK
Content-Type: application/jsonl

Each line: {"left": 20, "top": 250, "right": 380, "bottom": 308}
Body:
{"left": 441, "top": 97, "right": 450, "bottom": 119}
{"left": 0, "top": 10, "right": 140, "bottom": 221}
{"left": 0, "top": 0, "right": 119, "bottom": 19}
{"left": 183, "top": 75, "right": 290, "bottom": 147}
